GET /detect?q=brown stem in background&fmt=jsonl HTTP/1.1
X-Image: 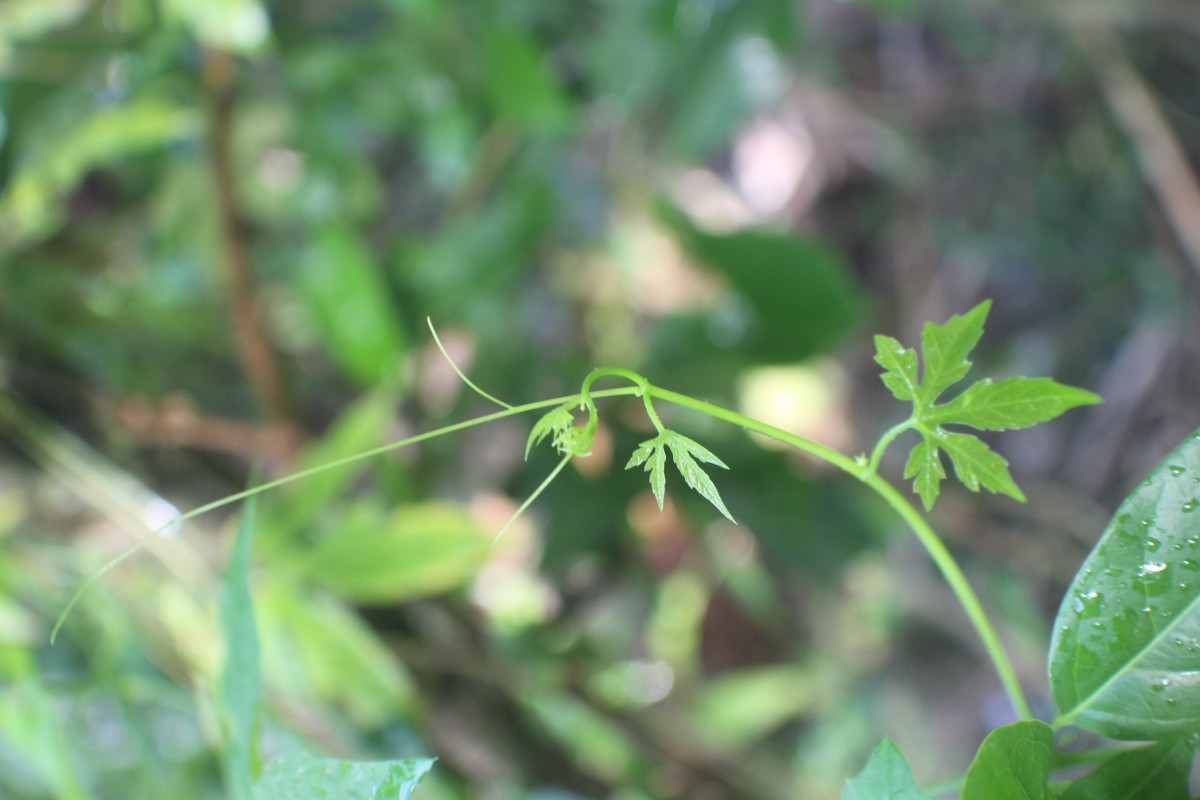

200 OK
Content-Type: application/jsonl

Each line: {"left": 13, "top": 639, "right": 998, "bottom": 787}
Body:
{"left": 202, "top": 49, "right": 293, "bottom": 427}
{"left": 1076, "top": 25, "right": 1200, "bottom": 283}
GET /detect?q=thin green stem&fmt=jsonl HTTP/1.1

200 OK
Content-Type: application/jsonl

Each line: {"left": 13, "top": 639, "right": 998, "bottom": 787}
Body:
{"left": 51, "top": 387, "right": 639, "bottom": 643}
{"left": 492, "top": 452, "right": 572, "bottom": 545}
{"left": 646, "top": 384, "right": 1034, "bottom": 721}
{"left": 864, "top": 418, "right": 915, "bottom": 476}
{"left": 580, "top": 367, "right": 664, "bottom": 432}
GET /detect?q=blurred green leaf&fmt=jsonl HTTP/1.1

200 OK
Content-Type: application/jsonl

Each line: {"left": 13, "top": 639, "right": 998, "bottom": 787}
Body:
{"left": 660, "top": 203, "right": 865, "bottom": 363}
{"left": 842, "top": 739, "right": 931, "bottom": 800}
{"left": 690, "top": 665, "right": 815, "bottom": 748}
{"left": 302, "top": 502, "right": 489, "bottom": 603}
{"left": 258, "top": 586, "right": 415, "bottom": 727}
{"left": 0, "top": 677, "right": 90, "bottom": 800}
{"left": 2, "top": 99, "right": 200, "bottom": 243}
{"left": 252, "top": 752, "right": 434, "bottom": 800}
{"left": 483, "top": 26, "right": 570, "bottom": 133}
{"left": 218, "top": 499, "right": 261, "bottom": 800}
{"left": 161, "top": 0, "right": 269, "bottom": 52}
{"left": 298, "top": 226, "right": 409, "bottom": 385}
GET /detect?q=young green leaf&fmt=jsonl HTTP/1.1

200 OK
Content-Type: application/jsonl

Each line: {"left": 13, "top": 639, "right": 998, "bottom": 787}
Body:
{"left": 842, "top": 739, "right": 932, "bottom": 800}
{"left": 625, "top": 431, "right": 734, "bottom": 521}
{"left": 1060, "top": 738, "right": 1194, "bottom": 800}
{"left": 873, "top": 300, "right": 1100, "bottom": 510}
{"left": 524, "top": 405, "right": 575, "bottom": 459}
{"left": 1049, "top": 429, "right": 1200, "bottom": 740}
{"left": 959, "top": 720, "right": 1053, "bottom": 800}
{"left": 626, "top": 437, "right": 667, "bottom": 508}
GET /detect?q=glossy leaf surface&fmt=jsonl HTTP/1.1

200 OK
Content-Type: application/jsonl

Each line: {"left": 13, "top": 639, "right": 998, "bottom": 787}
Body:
{"left": 1050, "top": 429, "right": 1200, "bottom": 739}
{"left": 1060, "top": 738, "right": 1195, "bottom": 800}
{"left": 959, "top": 720, "right": 1052, "bottom": 800}
{"left": 252, "top": 753, "right": 433, "bottom": 800}
{"left": 842, "top": 739, "right": 931, "bottom": 800}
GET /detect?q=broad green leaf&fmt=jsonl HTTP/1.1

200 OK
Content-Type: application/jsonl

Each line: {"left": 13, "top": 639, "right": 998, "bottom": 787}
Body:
{"left": 303, "top": 502, "right": 489, "bottom": 603}
{"left": 959, "top": 720, "right": 1053, "bottom": 800}
{"left": 252, "top": 752, "right": 434, "bottom": 800}
{"left": 903, "top": 439, "right": 945, "bottom": 511}
{"left": 1049, "top": 428, "right": 1200, "bottom": 740}
{"left": 842, "top": 739, "right": 932, "bottom": 800}
{"left": 929, "top": 377, "right": 1102, "bottom": 431}
{"left": 1060, "top": 738, "right": 1194, "bottom": 800}
{"left": 919, "top": 300, "right": 990, "bottom": 403}
{"left": 874, "top": 335, "right": 920, "bottom": 402}
{"left": 939, "top": 432, "right": 1025, "bottom": 502}
{"left": 218, "top": 500, "right": 261, "bottom": 800}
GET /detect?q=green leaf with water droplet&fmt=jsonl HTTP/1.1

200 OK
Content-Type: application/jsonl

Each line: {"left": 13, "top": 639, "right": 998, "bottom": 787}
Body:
{"left": 873, "top": 335, "right": 920, "bottom": 402}
{"left": 842, "top": 739, "right": 932, "bottom": 800}
{"left": 959, "top": 720, "right": 1053, "bottom": 800}
{"left": 1050, "top": 428, "right": 1200, "bottom": 740}
{"left": 1059, "top": 738, "right": 1194, "bottom": 800}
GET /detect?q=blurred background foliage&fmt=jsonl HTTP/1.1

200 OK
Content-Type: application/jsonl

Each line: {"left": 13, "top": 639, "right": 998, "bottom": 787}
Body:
{"left": 1, "top": 0, "right": 1199, "bottom": 797}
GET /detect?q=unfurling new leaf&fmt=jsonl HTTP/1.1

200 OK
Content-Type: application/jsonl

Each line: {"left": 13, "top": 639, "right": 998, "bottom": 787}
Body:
{"left": 525, "top": 404, "right": 592, "bottom": 459}
{"left": 875, "top": 301, "right": 1100, "bottom": 510}
{"left": 626, "top": 431, "right": 734, "bottom": 522}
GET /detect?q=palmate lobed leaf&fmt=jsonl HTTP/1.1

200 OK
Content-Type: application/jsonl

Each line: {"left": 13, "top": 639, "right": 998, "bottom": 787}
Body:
{"left": 625, "top": 431, "right": 733, "bottom": 521}
{"left": 525, "top": 405, "right": 575, "bottom": 459}
{"left": 875, "top": 301, "right": 1099, "bottom": 510}
{"left": 1049, "top": 428, "right": 1200, "bottom": 740}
